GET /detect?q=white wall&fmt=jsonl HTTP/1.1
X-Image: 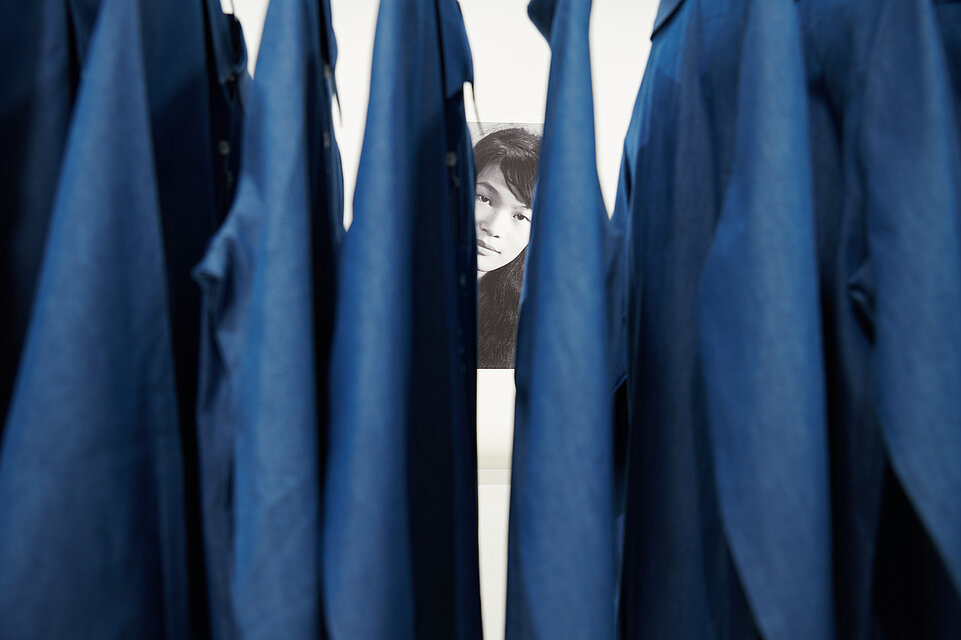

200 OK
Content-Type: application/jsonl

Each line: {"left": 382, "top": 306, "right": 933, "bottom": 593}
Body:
{"left": 224, "top": 1, "right": 659, "bottom": 637}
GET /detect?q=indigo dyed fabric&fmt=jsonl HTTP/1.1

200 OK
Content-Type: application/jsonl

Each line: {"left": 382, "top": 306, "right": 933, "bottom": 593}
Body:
{"left": 800, "top": 0, "right": 961, "bottom": 635}
{"left": 0, "top": 0, "right": 76, "bottom": 428}
{"left": 322, "top": 0, "right": 481, "bottom": 637}
{"left": 62, "top": 2, "right": 249, "bottom": 631}
{"left": 138, "top": 7, "right": 248, "bottom": 620}
{"left": 202, "top": 0, "right": 250, "bottom": 225}
{"left": 608, "top": 70, "right": 646, "bottom": 636}
{"left": 193, "top": 0, "right": 342, "bottom": 637}
{"left": 0, "top": 0, "right": 191, "bottom": 636}
{"left": 505, "top": 0, "right": 615, "bottom": 638}
{"left": 606, "top": 89, "right": 643, "bottom": 398}
{"left": 620, "top": 0, "right": 834, "bottom": 638}
{"left": 66, "top": 0, "right": 241, "bottom": 438}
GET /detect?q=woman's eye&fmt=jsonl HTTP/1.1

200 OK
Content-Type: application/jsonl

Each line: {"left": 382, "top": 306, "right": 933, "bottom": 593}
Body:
{"left": 513, "top": 211, "right": 531, "bottom": 223}
{"left": 477, "top": 194, "right": 491, "bottom": 205}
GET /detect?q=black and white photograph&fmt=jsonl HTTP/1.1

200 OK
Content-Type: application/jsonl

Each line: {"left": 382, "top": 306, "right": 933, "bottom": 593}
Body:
{"left": 469, "top": 123, "right": 543, "bottom": 369}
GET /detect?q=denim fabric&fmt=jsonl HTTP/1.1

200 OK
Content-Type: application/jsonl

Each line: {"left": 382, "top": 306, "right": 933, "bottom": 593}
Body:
{"left": 0, "top": 0, "right": 190, "bottom": 637}
{"left": 322, "top": 0, "right": 481, "bottom": 637}
{"left": 145, "top": 4, "right": 248, "bottom": 633}
{"left": 63, "top": 3, "right": 248, "bottom": 631}
{"left": 193, "top": 0, "right": 342, "bottom": 637}
{"left": 0, "top": 0, "right": 77, "bottom": 429}
{"left": 800, "top": 0, "right": 961, "bottom": 636}
{"left": 620, "top": 1, "right": 835, "bottom": 638}
{"left": 505, "top": 1, "right": 615, "bottom": 638}
{"left": 607, "top": 91, "right": 642, "bottom": 398}
{"left": 695, "top": 2, "right": 835, "bottom": 639}
{"left": 609, "top": 83, "right": 645, "bottom": 525}
{"left": 203, "top": 0, "right": 250, "bottom": 224}
{"left": 67, "top": 0, "right": 229, "bottom": 440}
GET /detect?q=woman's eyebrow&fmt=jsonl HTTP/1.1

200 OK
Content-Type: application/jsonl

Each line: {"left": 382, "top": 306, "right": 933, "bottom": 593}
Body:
{"left": 476, "top": 180, "right": 529, "bottom": 207}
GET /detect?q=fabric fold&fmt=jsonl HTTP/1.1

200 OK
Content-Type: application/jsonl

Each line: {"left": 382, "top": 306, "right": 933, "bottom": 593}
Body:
{"left": 0, "top": 0, "right": 190, "bottom": 635}
{"left": 323, "top": 0, "right": 481, "bottom": 637}
{"left": 193, "top": 0, "right": 342, "bottom": 637}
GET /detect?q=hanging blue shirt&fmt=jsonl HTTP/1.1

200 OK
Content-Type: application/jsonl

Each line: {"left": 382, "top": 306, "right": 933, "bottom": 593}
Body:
{"left": 322, "top": 0, "right": 481, "bottom": 637}
{"left": 65, "top": 0, "right": 246, "bottom": 434}
{"left": 1, "top": 3, "right": 247, "bottom": 631}
{"left": 193, "top": 0, "right": 342, "bottom": 637}
{"left": 0, "top": 0, "right": 191, "bottom": 636}
{"left": 800, "top": 0, "right": 961, "bottom": 635}
{"left": 621, "top": 0, "right": 835, "bottom": 638}
{"left": 505, "top": 0, "right": 615, "bottom": 638}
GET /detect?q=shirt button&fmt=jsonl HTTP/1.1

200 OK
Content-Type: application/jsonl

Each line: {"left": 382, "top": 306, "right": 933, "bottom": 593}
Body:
{"left": 218, "top": 140, "right": 231, "bottom": 156}
{"left": 445, "top": 152, "right": 458, "bottom": 167}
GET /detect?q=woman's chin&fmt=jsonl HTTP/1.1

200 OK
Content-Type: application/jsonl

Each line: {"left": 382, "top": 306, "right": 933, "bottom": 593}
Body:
{"left": 477, "top": 259, "right": 503, "bottom": 274}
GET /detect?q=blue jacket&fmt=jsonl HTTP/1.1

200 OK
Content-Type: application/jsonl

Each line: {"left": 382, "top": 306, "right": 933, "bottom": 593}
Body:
{"left": 505, "top": 0, "right": 615, "bottom": 638}
{"left": 193, "top": 0, "right": 341, "bottom": 637}
{"left": 620, "top": 1, "right": 834, "bottom": 638}
{"left": 800, "top": 0, "right": 961, "bottom": 636}
{"left": 322, "top": 0, "right": 481, "bottom": 637}
{"left": 0, "top": 0, "right": 191, "bottom": 636}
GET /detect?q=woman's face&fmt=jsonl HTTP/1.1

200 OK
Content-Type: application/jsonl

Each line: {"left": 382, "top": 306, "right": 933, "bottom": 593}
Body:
{"left": 475, "top": 162, "right": 532, "bottom": 275}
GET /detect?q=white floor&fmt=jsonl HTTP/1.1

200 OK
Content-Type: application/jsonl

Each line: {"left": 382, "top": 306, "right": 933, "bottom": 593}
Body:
{"left": 478, "top": 476, "right": 511, "bottom": 640}
{"left": 477, "top": 369, "right": 517, "bottom": 639}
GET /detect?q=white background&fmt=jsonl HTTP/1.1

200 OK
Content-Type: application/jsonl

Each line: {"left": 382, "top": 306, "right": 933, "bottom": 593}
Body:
{"left": 223, "top": 1, "right": 659, "bottom": 637}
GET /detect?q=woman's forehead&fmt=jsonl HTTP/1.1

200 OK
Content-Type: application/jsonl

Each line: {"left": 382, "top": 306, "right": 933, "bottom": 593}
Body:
{"left": 476, "top": 163, "right": 528, "bottom": 207}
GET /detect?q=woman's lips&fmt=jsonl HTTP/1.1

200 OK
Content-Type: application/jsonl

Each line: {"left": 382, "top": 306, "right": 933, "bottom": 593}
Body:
{"left": 477, "top": 239, "right": 499, "bottom": 255}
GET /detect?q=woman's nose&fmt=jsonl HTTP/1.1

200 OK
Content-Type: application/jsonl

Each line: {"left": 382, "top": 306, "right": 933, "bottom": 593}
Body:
{"left": 482, "top": 208, "right": 509, "bottom": 237}
{"left": 478, "top": 216, "right": 494, "bottom": 236}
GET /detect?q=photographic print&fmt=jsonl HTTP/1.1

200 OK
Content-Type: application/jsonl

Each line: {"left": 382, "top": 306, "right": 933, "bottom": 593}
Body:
{"left": 468, "top": 122, "right": 544, "bottom": 370}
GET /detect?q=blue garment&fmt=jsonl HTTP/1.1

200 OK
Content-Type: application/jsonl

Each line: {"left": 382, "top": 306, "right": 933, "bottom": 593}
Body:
{"left": 0, "top": 0, "right": 246, "bottom": 635}
{"left": 608, "top": 78, "right": 645, "bottom": 638}
{"left": 322, "top": 0, "right": 481, "bottom": 637}
{"left": 202, "top": 0, "right": 250, "bottom": 224}
{"left": 2, "top": 3, "right": 247, "bottom": 631}
{"left": 0, "top": 0, "right": 76, "bottom": 427}
{"left": 505, "top": 0, "right": 615, "bottom": 638}
{"left": 0, "top": 0, "right": 190, "bottom": 636}
{"left": 193, "top": 0, "right": 341, "bottom": 636}
{"left": 938, "top": 3, "right": 961, "bottom": 142}
{"left": 620, "top": 1, "right": 835, "bottom": 638}
{"left": 144, "top": 3, "right": 250, "bottom": 632}
{"left": 607, "top": 89, "right": 642, "bottom": 398}
{"left": 800, "top": 0, "right": 961, "bottom": 636}
{"left": 66, "top": 0, "right": 243, "bottom": 429}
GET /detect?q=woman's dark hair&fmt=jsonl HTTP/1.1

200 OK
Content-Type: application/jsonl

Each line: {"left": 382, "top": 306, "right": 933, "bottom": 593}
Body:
{"left": 478, "top": 249, "right": 526, "bottom": 368}
{"left": 473, "top": 127, "right": 541, "bottom": 207}
{"left": 474, "top": 127, "right": 541, "bottom": 368}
